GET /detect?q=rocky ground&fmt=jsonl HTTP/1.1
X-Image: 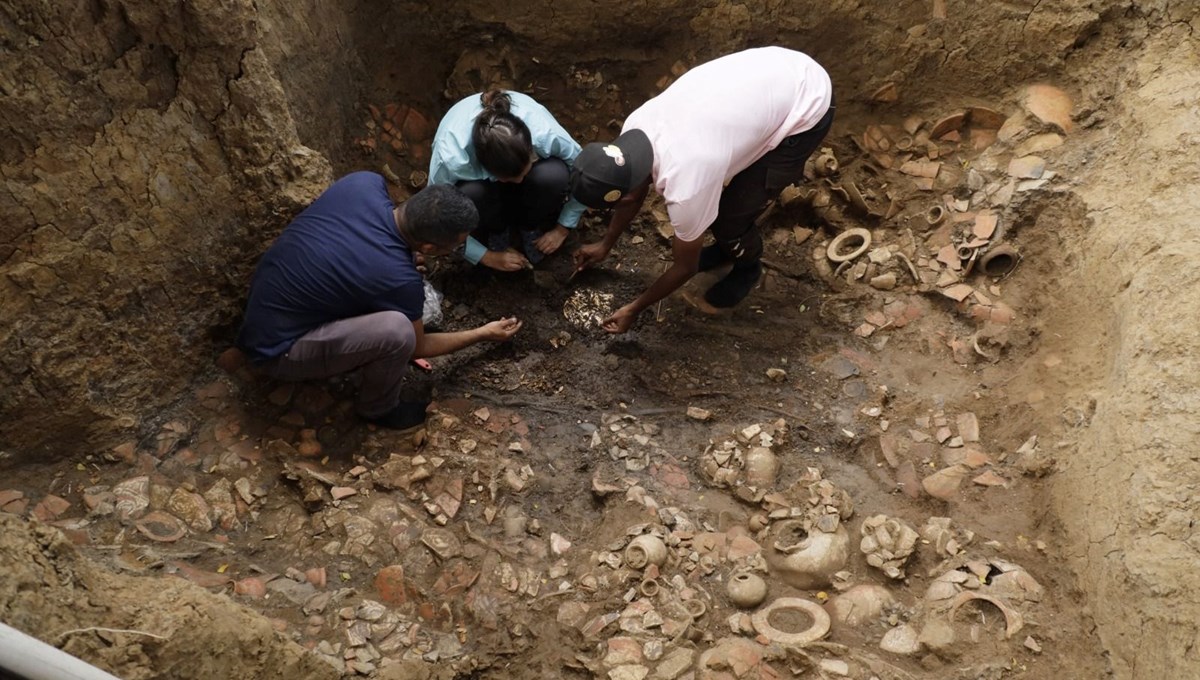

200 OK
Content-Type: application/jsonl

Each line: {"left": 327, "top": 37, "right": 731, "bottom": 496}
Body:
{"left": 1, "top": 80, "right": 1115, "bottom": 679}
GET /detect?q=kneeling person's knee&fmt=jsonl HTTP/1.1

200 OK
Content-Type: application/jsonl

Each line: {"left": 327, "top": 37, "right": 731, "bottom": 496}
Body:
{"left": 372, "top": 311, "right": 417, "bottom": 354}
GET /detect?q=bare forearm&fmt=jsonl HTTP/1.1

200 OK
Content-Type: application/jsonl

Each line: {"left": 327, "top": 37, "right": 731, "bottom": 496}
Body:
{"left": 414, "top": 328, "right": 484, "bottom": 358}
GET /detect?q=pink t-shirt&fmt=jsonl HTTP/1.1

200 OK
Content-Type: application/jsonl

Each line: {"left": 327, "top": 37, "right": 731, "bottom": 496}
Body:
{"left": 623, "top": 47, "right": 832, "bottom": 242}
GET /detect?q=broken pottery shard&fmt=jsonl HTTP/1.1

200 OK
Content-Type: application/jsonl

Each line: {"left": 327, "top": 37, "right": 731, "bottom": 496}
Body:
{"left": 172, "top": 562, "right": 232, "bottom": 588}
{"left": 865, "top": 310, "right": 889, "bottom": 327}
{"left": 135, "top": 511, "right": 187, "bottom": 542}
{"left": 967, "top": 106, "right": 1007, "bottom": 130}
{"left": 879, "top": 434, "right": 900, "bottom": 468}
{"left": 1025, "top": 84, "right": 1073, "bottom": 133}
{"left": 871, "top": 82, "right": 899, "bottom": 103}
{"left": 940, "top": 284, "right": 974, "bottom": 302}
{"left": 331, "top": 486, "right": 358, "bottom": 500}
{"left": 973, "top": 213, "right": 998, "bottom": 239}
{"left": 374, "top": 565, "right": 407, "bottom": 605}
{"left": 936, "top": 245, "right": 961, "bottom": 270}
{"left": 870, "top": 273, "right": 897, "bottom": 290}
{"left": 853, "top": 323, "right": 876, "bottom": 338}
{"left": 113, "top": 476, "right": 151, "bottom": 521}
{"left": 605, "top": 637, "right": 644, "bottom": 666}
{"left": 1007, "top": 156, "right": 1046, "bottom": 179}
{"left": 32, "top": 494, "right": 71, "bottom": 521}
{"left": 899, "top": 159, "right": 942, "bottom": 179}
{"left": 973, "top": 470, "right": 1008, "bottom": 487}
{"left": 930, "top": 112, "right": 966, "bottom": 139}
{"left": 1015, "top": 132, "right": 1064, "bottom": 157}
{"left": 956, "top": 413, "right": 980, "bottom": 442}
{"left": 420, "top": 528, "right": 462, "bottom": 559}
{"left": 896, "top": 462, "right": 921, "bottom": 499}
{"left": 922, "top": 464, "right": 970, "bottom": 500}
{"left": 234, "top": 577, "right": 267, "bottom": 599}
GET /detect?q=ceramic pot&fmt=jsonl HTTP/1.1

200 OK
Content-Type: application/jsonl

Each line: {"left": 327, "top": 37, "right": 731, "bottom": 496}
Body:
{"left": 726, "top": 572, "right": 769, "bottom": 609}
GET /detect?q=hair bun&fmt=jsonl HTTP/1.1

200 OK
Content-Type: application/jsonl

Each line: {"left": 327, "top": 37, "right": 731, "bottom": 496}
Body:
{"left": 480, "top": 89, "right": 512, "bottom": 115}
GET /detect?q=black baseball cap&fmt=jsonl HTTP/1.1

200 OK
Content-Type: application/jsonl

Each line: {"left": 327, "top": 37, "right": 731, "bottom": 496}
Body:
{"left": 569, "top": 129, "right": 654, "bottom": 209}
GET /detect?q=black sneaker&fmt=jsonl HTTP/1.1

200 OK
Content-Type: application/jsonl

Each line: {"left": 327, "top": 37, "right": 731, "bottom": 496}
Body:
{"left": 365, "top": 400, "right": 430, "bottom": 430}
{"left": 704, "top": 260, "right": 763, "bottom": 308}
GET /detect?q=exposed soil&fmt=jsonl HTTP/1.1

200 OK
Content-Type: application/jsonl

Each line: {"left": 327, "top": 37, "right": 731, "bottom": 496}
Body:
{"left": 2, "top": 1, "right": 1198, "bottom": 680}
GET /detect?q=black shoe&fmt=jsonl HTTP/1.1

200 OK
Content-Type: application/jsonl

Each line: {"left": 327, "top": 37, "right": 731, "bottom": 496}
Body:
{"left": 704, "top": 260, "right": 763, "bottom": 308}
{"left": 698, "top": 244, "right": 732, "bottom": 272}
{"left": 365, "top": 400, "right": 430, "bottom": 430}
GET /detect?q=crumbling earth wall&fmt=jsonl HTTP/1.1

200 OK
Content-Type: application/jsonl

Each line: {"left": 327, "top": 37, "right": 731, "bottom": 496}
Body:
{"left": 0, "top": 514, "right": 339, "bottom": 680}
{"left": 2, "top": 0, "right": 1198, "bottom": 677}
{"left": 1047, "top": 8, "right": 1200, "bottom": 678}
{"left": 0, "top": 0, "right": 332, "bottom": 458}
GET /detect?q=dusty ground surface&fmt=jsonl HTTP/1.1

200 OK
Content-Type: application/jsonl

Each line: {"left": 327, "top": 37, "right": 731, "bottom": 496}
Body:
{"left": 2, "top": 0, "right": 1198, "bottom": 679}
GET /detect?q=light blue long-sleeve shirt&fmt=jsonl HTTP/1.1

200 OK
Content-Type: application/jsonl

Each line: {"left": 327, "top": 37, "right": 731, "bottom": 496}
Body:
{"left": 429, "top": 91, "right": 587, "bottom": 264}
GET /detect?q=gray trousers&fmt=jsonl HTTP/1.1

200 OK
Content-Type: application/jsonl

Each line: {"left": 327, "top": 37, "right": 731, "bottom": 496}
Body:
{"left": 262, "top": 311, "right": 416, "bottom": 418}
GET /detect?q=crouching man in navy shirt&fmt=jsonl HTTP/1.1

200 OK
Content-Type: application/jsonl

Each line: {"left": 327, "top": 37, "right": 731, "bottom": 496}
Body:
{"left": 236, "top": 172, "right": 522, "bottom": 429}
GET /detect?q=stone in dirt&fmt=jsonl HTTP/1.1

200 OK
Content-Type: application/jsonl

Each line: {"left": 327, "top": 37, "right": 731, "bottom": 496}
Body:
{"left": 686, "top": 406, "right": 712, "bottom": 421}
{"left": 819, "top": 659, "right": 850, "bottom": 676}
{"left": 654, "top": 647, "right": 695, "bottom": 679}
{"left": 608, "top": 665, "right": 649, "bottom": 680}
{"left": 1008, "top": 156, "right": 1046, "bottom": 179}
{"left": 918, "top": 619, "right": 958, "bottom": 657}
{"left": 881, "top": 624, "right": 922, "bottom": 655}
{"left": 1015, "top": 132, "right": 1064, "bottom": 157}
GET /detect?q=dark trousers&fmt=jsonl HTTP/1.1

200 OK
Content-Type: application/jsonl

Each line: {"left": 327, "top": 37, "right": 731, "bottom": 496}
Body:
{"left": 456, "top": 157, "right": 570, "bottom": 246}
{"left": 262, "top": 311, "right": 416, "bottom": 418}
{"left": 710, "top": 99, "right": 836, "bottom": 263}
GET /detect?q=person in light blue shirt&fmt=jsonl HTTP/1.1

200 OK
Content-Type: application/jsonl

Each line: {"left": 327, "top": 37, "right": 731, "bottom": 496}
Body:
{"left": 429, "top": 90, "right": 588, "bottom": 271}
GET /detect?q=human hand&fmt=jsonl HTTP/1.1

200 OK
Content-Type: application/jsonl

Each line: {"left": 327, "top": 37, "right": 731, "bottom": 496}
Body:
{"left": 533, "top": 225, "right": 569, "bottom": 254}
{"left": 479, "top": 316, "right": 523, "bottom": 341}
{"left": 601, "top": 305, "right": 640, "bottom": 334}
{"left": 572, "top": 241, "right": 610, "bottom": 272}
{"left": 412, "top": 252, "right": 427, "bottom": 274}
{"left": 481, "top": 249, "right": 531, "bottom": 272}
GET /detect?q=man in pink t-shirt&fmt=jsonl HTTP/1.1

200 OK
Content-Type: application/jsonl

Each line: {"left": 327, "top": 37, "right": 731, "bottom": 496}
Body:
{"left": 569, "top": 47, "right": 834, "bottom": 334}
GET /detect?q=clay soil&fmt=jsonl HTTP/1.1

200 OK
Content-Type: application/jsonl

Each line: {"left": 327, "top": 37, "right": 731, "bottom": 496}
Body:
{"left": 2, "top": 2, "right": 1198, "bottom": 680}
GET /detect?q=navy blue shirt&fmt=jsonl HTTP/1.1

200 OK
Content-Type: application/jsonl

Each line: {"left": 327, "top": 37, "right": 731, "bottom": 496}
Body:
{"left": 237, "top": 172, "right": 425, "bottom": 362}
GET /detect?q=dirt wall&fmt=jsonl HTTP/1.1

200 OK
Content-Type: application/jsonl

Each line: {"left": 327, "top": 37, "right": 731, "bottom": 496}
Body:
{"left": 0, "top": 514, "right": 338, "bottom": 680}
{"left": 1047, "top": 9, "right": 1200, "bottom": 678}
{"left": 0, "top": 0, "right": 331, "bottom": 458}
